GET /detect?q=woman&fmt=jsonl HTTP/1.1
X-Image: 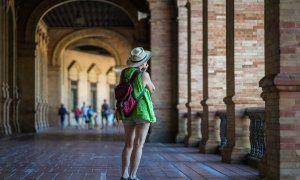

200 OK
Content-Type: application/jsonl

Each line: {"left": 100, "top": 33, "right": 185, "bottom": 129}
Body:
{"left": 120, "top": 47, "right": 156, "bottom": 180}
{"left": 73, "top": 106, "right": 81, "bottom": 128}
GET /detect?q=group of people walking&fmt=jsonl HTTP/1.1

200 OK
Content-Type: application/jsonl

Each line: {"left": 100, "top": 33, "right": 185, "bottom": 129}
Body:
{"left": 58, "top": 100, "right": 112, "bottom": 129}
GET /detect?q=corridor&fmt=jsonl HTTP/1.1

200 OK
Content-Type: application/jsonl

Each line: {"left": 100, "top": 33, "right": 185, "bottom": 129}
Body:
{"left": 1, "top": 0, "right": 300, "bottom": 179}
{"left": 0, "top": 127, "right": 259, "bottom": 180}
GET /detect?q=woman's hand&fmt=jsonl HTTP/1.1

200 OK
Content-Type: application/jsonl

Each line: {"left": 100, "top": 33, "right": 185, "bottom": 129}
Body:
{"left": 140, "top": 63, "right": 149, "bottom": 72}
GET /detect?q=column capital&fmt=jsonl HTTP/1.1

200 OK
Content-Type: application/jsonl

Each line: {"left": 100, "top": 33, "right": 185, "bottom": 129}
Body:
{"left": 274, "top": 72, "right": 300, "bottom": 92}
{"left": 260, "top": 73, "right": 300, "bottom": 93}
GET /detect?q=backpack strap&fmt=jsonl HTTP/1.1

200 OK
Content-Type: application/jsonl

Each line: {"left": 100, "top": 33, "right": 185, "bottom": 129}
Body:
{"left": 131, "top": 69, "right": 147, "bottom": 100}
{"left": 129, "top": 69, "right": 142, "bottom": 83}
{"left": 120, "top": 69, "right": 141, "bottom": 83}
{"left": 123, "top": 69, "right": 145, "bottom": 100}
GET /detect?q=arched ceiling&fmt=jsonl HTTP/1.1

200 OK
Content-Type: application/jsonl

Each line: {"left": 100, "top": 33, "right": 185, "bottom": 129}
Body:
{"left": 70, "top": 45, "right": 112, "bottom": 56}
{"left": 16, "top": 0, "right": 151, "bottom": 45}
{"left": 42, "top": 1, "right": 134, "bottom": 27}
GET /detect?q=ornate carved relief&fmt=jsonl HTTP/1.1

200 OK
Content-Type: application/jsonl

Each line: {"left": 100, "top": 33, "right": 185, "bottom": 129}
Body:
{"left": 0, "top": 82, "right": 5, "bottom": 134}
{"left": 34, "top": 95, "right": 49, "bottom": 131}
{"left": 2, "top": 82, "right": 12, "bottom": 135}
{"left": 34, "top": 96, "right": 39, "bottom": 130}
{"left": 12, "top": 86, "right": 21, "bottom": 133}
{"left": 41, "top": 98, "right": 49, "bottom": 128}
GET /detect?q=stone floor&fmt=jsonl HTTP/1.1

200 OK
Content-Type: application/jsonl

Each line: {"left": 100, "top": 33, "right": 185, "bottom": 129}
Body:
{"left": 0, "top": 126, "right": 260, "bottom": 180}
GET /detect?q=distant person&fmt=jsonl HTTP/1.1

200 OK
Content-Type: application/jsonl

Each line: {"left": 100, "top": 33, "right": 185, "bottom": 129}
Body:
{"left": 94, "top": 114, "right": 99, "bottom": 128}
{"left": 101, "top": 99, "right": 110, "bottom": 127}
{"left": 73, "top": 106, "right": 81, "bottom": 128}
{"left": 87, "top": 105, "right": 94, "bottom": 129}
{"left": 58, "top": 104, "right": 69, "bottom": 128}
{"left": 81, "top": 102, "right": 89, "bottom": 125}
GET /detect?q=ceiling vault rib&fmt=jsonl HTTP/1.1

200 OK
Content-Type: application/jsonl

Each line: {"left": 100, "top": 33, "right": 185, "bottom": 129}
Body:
{"left": 42, "top": 1, "right": 134, "bottom": 28}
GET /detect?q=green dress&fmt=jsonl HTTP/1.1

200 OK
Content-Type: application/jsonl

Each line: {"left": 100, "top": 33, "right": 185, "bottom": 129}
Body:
{"left": 121, "top": 67, "right": 156, "bottom": 123}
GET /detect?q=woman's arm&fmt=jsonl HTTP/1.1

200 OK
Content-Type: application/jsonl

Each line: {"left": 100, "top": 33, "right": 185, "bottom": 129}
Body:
{"left": 142, "top": 71, "right": 155, "bottom": 94}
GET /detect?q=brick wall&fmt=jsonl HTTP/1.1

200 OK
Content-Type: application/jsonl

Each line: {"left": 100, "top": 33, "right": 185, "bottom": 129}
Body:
{"left": 222, "top": 0, "right": 265, "bottom": 163}
{"left": 177, "top": 1, "right": 188, "bottom": 108}
{"left": 176, "top": 0, "right": 188, "bottom": 143}
{"left": 200, "top": 0, "right": 226, "bottom": 153}
{"left": 207, "top": 0, "right": 226, "bottom": 110}
{"left": 234, "top": 0, "right": 264, "bottom": 106}
{"left": 189, "top": 0, "right": 203, "bottom": 106}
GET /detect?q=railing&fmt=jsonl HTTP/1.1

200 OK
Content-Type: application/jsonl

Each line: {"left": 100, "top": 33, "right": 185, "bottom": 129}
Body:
{"left": 176, "top": 112, "right": 188, "bottom": 143}
{"left": 245, "top": 108, "right": 265, "bottom": 159}
{"left": 216, "top": 110, "right": 227, "bottom": 150}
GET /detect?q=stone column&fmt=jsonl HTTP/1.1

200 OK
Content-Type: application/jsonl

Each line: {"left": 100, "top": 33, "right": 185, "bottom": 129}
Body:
{"left": 12, "top": 86, "right": 21, "bottom": 133}
{"left": 18, "top": 42, "right": 36, "bottom": 133}
{"left": 200, "top": 0, "right": 226, "bottom": 153}
{"left": 176, "top": 0, "right": 188, "bottom": 143}
{"left": 42, "top": 99, "right": 48, "bottom": 128}
{"left": 223, "top": 0, "right": 265, "bottom": 163}
{"left": 184, "top": 0, "right": 203, "bottom": 147}
{"left": 260, "top": 0, "right": 300, "bottom": 179}
{"left": 147, "top": 0, "right": 177, "bottom": 142}
{"left": 200, "top": 0, "right": 209, "bottom": 152}
{"left": 222, "top": 0, "right": 235, "bottom": 163}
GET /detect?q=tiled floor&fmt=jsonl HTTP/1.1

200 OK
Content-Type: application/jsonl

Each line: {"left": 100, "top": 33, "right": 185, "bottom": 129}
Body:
{"left": 0, "top": 126, "right": 260, "bottom": 180}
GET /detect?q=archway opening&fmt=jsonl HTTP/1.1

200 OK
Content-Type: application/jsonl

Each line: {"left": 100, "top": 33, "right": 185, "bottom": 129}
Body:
{"left": 61, "top": 44, "right": 117, "bottom": 128}
{"left": 30, "top": 0, "right": 151, "bottom": 133}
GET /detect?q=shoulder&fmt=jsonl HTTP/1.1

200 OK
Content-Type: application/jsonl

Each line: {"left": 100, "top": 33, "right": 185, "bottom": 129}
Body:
{"left": 142, "top": 71, "right": 150, "bottom": 78}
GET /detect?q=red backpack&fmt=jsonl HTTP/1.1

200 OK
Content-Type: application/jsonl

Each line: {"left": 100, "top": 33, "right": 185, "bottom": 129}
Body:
{"left": 115, "top": 69, "right": 144, "bottom": 120}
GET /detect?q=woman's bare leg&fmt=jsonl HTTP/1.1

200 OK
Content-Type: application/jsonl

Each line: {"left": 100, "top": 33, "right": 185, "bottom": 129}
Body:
{"left": 129, "top": 123, "right": 150, "bottom": 178}
{"left": 121, "top": 124, "right": 136, "bottom": 178}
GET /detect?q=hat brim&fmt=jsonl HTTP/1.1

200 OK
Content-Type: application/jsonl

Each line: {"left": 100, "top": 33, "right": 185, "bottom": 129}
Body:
{"left": 127, "top": 51, "right": 152, "bottom": 67}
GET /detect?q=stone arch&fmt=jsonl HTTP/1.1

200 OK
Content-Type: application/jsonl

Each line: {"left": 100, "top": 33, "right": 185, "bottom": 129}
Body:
{"left": 87, "top": 64, "right": 101, "bottom": 75}
{"left": 52, "top": 28, "right": 131, "bottom": 66}
{"left": 87, "top": 64, "right": 102, "bottom": 83}
{"left": 67, "top": 60, "right": 83, "bottom": 72}
{"left": 67, "top": 60, "right": 82, "bottom": 80}
{"left": 24, "top": 0, "right": 139, "bottom": 43}
{"left": 66, "top": 38, "right": 122, "bottom": 66}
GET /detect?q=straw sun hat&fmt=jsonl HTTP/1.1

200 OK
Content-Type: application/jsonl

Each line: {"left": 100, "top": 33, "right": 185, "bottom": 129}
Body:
{"left": 127, "top": 47, "right": 152, "bottom": 67}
